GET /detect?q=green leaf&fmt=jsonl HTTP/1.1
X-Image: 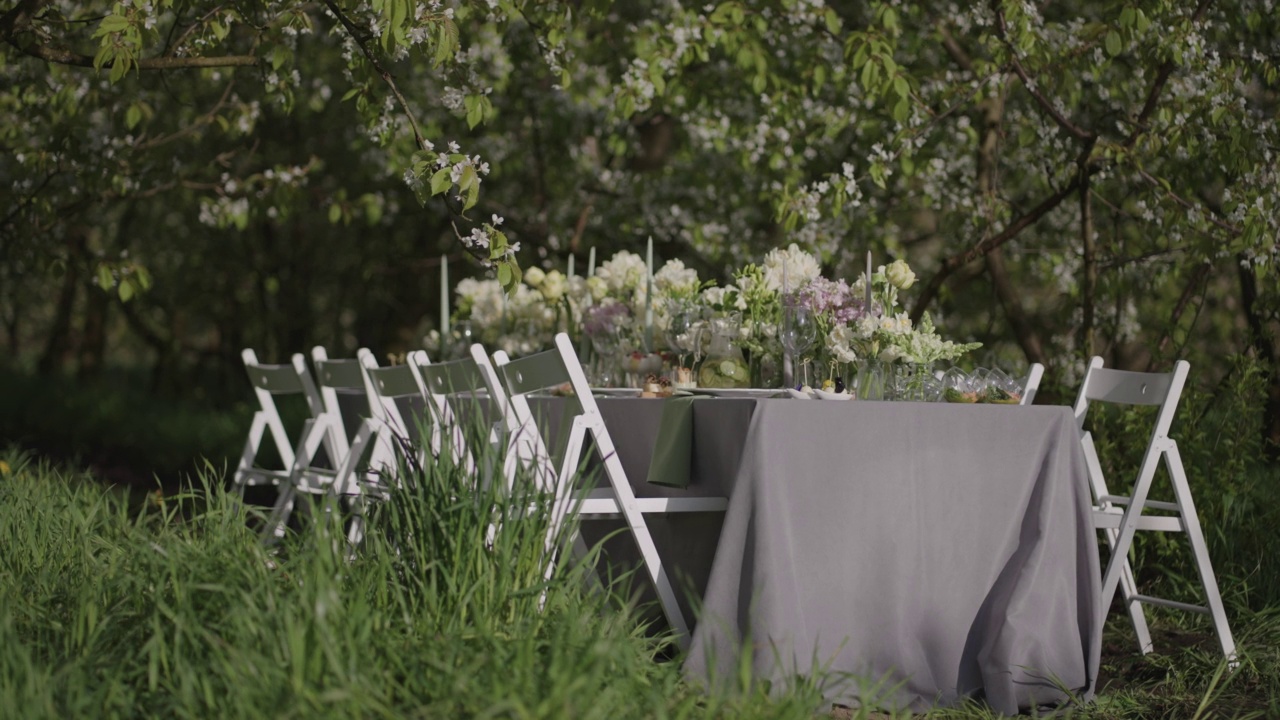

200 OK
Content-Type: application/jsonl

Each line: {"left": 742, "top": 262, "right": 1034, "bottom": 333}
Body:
{"left": 271, "top": 45, "right": 291, "bottom": 71}
{"left": 464, "top": 181, "right": 479, "bottom": 211}
{"left": 892, "top": 97, "right": 909, "bottom": 123}
{"left": 497, "top": 262, "right": 512, "bottom": 286}
{"left": 97, "top": 265, "right": 114, "bottom": 290}
{"left": 328, "top": 203, "right": 342, "bottom": 224}
{"left": 1105, "top": 30, "right": 1122, "bottom": 57}
{"left": 118, "top": 280, "right": 134, "bottom": 302}
{"left": 1119, "top": 7, "right": 1135, "bottom": 28}
{"left": 824, "top": 7, "right": 840, "bottom": 35}
{"left": 466, "top": 100, "right": 483, "bottom": 129}
{"left": 1135, "top": 9, "right": 1150, "bottom": 32}
{"left": 430, "top": 168, "right": 452, "bottom": 195}
{"left": 98, "top": 15, "right": 130, "bottom": 33}
{"left": 459, "top": 165, "right": 477, "bottom": 192}
{"left": 126, "top": 104, "right": 143, "bottom": 130}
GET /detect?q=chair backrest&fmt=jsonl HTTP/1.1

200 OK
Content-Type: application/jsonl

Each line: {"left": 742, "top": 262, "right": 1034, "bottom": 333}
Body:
{"left": 481, "top": 334, "right": 599, "bottom": 491}
{"left": 310, "top": 346, "right": 368, "bottom": 461}
{"left": 240, "top": 349, "right": 326, "bottom": 469}
{"left": 1073, "top": 356, "right": 1189, "bottom": 442}
{"left": 1021, "top": 363, "right": 1045, "bottom": 406}
{"left": 358, "top": 348, "right": 428, "bottom": 439}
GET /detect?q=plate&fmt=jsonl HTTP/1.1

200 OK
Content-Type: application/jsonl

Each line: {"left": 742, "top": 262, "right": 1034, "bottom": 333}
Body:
{"left": 590, "top": 387, "right": 642, "bottom": 397}
{"left": 685, "top": 387, "right": 785, "bottom": 398}
{"left": 813, "top": 389, "right": 854, "bottom": 401}
{"left": 784, "top": 388, "right": 816, "bottom": 400}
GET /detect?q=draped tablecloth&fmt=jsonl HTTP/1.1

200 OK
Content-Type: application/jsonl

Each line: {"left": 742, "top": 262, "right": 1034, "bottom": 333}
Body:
{"left": 425, "top": 396, "right": 1101, "bottom": 714}
{"left": 676, "top": 400, "right": 1101, "bottom": 715}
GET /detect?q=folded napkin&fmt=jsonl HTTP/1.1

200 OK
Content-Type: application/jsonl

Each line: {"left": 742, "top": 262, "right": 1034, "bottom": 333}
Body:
{"left": 645, "top": 396, "right": 707, "bottom": 488}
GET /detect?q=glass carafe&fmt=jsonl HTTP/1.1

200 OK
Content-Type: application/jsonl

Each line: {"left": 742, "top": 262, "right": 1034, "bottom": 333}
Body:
{"left": 698, "top": 314, "right": 751, "bottom": 389}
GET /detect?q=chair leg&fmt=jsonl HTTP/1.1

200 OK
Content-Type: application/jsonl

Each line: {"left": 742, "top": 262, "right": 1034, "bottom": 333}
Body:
{"left": 1166, "top": 445, "right": 1237, "bottom": 663}
{"left": 1105, "top": 525, "right": 1154, "bottom": 654}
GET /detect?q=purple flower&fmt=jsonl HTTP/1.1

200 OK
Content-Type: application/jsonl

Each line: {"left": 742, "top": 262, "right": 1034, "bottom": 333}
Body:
{"left": 789, "top": 278, "right": 870, "bottom": 324}
{"left": 584, "top": 302, "right": 632, "bottom": 337}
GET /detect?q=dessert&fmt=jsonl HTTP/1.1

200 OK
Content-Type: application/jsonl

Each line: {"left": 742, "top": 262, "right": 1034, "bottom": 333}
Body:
{"left": 640, "top": 373, "right": 675, "bottom": 398}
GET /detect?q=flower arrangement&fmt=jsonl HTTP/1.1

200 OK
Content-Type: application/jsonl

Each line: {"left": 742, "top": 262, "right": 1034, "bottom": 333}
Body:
{"left": 437, "top": 244, "right": 980, "bottom": 392}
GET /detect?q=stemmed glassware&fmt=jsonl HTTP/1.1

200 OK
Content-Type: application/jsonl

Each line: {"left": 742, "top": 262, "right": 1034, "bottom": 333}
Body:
{"left": 779, "top": 298, "right": 817, "bottom": 388}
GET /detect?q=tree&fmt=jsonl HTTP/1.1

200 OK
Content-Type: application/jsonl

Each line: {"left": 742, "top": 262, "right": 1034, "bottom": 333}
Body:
{"left": 2, "top": 0, "right": 1277, "bottom": 443}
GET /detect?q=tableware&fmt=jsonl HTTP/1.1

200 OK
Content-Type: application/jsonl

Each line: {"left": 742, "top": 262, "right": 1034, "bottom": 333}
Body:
{"left": 685, "top": 387, "right": 783, "bottom": 398}
{"left": 590, "top": 387, "right": 642, "bottom": 396}
{"left": 813, "top": 388, "right": 853, "bottom": 401}
{"left": 780, "top": 299, "right": 817, "bottom": 388}
{"left": 784, "top": 388, "right": 816, "bottom": 400}
{"left": 698, "top": 314, "right": 751, "bottom": 389}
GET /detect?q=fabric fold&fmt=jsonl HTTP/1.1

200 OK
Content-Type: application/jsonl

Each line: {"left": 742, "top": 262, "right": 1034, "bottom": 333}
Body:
{"left": 645, "top": 396, "right": 707, "bottom": 487}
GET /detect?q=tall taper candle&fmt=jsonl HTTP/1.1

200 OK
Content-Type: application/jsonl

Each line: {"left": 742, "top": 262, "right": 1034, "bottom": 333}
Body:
{"left": 567, "top": 253, "right": 575, "bottom": 280}
{"left": 644, "top": 236, "right": 654, "bottom": 350}
{"left": 865, "top": 250, "right": 873, "bottom": 311}
{"left": 587, "top": 246, "right": 596, "bottom": 277}
{"left": 441, "top": 254, "right": 450, "bottom": 341}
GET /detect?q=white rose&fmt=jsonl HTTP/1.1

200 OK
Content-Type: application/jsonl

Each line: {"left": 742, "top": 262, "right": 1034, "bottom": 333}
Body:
{"left": 524, "top": 266, "right": 546, "bottom": 288}
{"left": 587, "top": 276, "right": 608, "bottom": 301}
{"left": 541, "top": 270, "right": 566, "bottom": 302}
{"left": 885, "top": 259, "right": 916, "bottom": 290}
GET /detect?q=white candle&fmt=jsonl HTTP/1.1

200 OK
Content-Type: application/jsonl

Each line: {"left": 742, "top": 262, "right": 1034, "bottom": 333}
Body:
{"left": 865, "top": 250, "right": 873, "bottom": 311}
{"left": 587, "top": 246, "right": 596, "bottom": 277}
{"left": 441, "top": 254, "right": 450, "bottom": 340}
{"left": 644, "top": 236, "right": 654, "bottom": 350}
{"left": 567, "top": 254, "right": 575, "bottom": 280}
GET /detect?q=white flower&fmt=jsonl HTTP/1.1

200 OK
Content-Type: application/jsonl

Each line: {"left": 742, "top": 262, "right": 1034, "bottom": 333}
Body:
{"left": 524, "top": 266, "right": 546, "bottom": 288}
{"left": 595, "top": 250, "right": 648, "bottom": 293}
{"left": 826, "top": 325, "right": 859, "bottom": 363}
{"left": 885, "top": 259, "right": 916, "bottom": 290}
{"left": 586, "top": 276, "right": 608, "bottom": 301}
{"left": 878, "top": 345, "right": 906, "bottom": 364}
{"left": 878, "top": 312, "right": 913, "bottom": 335}
{"left": 654, "top": 259, "right": 700, "bottom": 294}
{"left": 762, "top": 243, "right": 821, "bottom": 292}
{"left": 541, "top": 270, "right": 567, "bottom": 302}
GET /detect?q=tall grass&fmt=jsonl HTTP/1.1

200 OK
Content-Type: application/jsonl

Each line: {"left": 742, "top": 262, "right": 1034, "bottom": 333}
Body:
{"left": 0, "top": 438, "right": 848, "bottom": 719}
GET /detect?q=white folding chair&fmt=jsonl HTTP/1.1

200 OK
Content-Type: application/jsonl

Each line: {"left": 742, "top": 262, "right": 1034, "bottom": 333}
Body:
{"left": 1021, "top": 362, "right": 1044, "bottom": 405}
{"left": 1074, "top": 356, "right": 1235, "bottom": 662}
{"left": 233, "top": 349, "right": 328, "bottom": 538}
{"left": 255, "top": 346, "right": 375, "bottom": 537}
{"left": 331, "top": 349, "right": 432, "bottom": 544}
{"left": 478, "top": 332, "right": 728, "bottom": 650}
{"left": 412, "top": 352, "right": 505, "bottom": 484}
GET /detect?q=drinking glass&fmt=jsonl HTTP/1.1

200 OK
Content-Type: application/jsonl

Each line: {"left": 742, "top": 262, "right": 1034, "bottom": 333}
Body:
{"left": 779, "top": 302, "right": 817, "bottom": 388}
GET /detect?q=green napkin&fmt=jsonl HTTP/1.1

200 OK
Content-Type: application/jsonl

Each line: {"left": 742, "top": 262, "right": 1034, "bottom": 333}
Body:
{"left": 645, "top": 396, "right": 707, "bottom": 488}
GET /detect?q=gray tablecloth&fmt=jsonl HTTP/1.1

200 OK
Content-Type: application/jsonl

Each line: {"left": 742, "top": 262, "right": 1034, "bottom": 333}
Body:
{"left": 351, "top": 393, "right": 1101, "bottom": 714}
{"left": 680, "top": 400, "right": 1101, "bottom": 715}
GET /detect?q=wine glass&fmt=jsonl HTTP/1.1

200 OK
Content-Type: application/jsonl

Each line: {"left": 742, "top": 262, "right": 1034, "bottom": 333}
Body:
{"left": 591, "top": 331, "right": 621, "bottom": 388}
{"left": 779, "top": 301, "right": 817, "bottom": 388}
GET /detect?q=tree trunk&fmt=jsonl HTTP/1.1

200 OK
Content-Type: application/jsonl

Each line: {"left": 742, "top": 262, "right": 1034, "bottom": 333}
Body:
{"left": 37, "top": 234, "right": 84, "bottom": 375}
{"left": 1237, "top": 257, "right": 1280, "bottom": 457}
{"left": 1078, "top": 176, "right": 1096, "bottom": 361}
{"left": 77, "top": 291, "right": 109, "bottom": 377}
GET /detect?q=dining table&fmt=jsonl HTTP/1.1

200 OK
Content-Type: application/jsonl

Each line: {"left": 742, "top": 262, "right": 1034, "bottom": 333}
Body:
{"left": 529, "top": 394, "right": 1103, "bottom": 716}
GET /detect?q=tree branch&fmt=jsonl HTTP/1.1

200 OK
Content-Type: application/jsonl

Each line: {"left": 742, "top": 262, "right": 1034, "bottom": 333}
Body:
{"left": 1122, "top": 0, "right": 1215, "bottom": 148}
{"left": 321, "top": 0, "right": 430, "bottom": 153}
{"left": 910, "top": 175, "right": 1082, "bottom": 321}
{"left": 991, "top": 0, "right": 1096, "bottom": 141}
{"left": 11, "top": 39, "right": 258, "bottom": 68}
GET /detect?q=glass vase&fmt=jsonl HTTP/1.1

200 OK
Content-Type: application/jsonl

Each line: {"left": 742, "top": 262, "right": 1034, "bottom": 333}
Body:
{"left": 697, "top": 314, "right": 751, "bottom": 389}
